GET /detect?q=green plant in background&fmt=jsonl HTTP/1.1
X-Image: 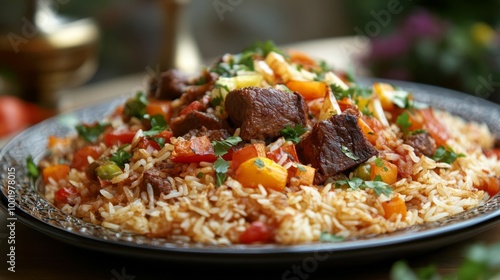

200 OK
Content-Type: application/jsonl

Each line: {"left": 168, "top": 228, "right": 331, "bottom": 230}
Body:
{"left": 345, "top": 0, "right": 500, "bottom": 104}
{"left": 390, "top": 242, "right": 500, "bottom": 280}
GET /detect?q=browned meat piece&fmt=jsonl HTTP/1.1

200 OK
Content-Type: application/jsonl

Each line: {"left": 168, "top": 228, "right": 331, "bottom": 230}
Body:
{"left": 141, "top": 167, "right": 172, "bottom": 196}
{"left": 224, "top": 87, "right": 308, "bottom": 141}
{"left": 404, "top": 132, "right": 436, "bottom": 157}
{"left": 149, "top": 69, "right": 189, "bottom": 100}
{"left": 296, "top": 114, "right": 378, "bottom": 184}
{"left": 179, "top": 71, "right": 219, "bottom": 106}
{"left": 181, "top": 127, "right": 232, "bottom": 141}
{"left": 170, "top": 110, "right": 228, "bottom": 137}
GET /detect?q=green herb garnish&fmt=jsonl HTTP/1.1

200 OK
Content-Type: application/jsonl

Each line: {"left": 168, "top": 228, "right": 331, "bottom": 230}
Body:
{"left": 109, "top": 145, "right": 132, "bottom": 168}
{"left": 254, "top": 158, "right": 266, "bottom": 168}
{"left": 281, "top": 124, "right": 307, "bottom": 144}
{"left": 320, "top": 232, "right": 345, "bottom": 242}
{"left": 213, "top": 157, "right": 230, "bottom": 187}
{"left": 341, "top": 145, "right": 360, "bottom": 161}
{"left": 75, "top": 122, "right": 109, "bottom": 143}
{"left": 124, "top": 92, "right": 149, "bottom": 119}
{"left": 432, "top": 146, "right": 466, "bottom": 164}
{"left": 212, "top": 136, "right": 242, "bottom": 156}
{"left": 396, "top": 112, "right": 411, "bottom": 135}
{"left": 211, "top": 136, "right": 242, "bottom": 186}
{"left": 26, "top": 155, "right": 40, "bottom": 178}
{"left": 335, "top": 177, "right": 393, "bottom": 196}
{"left": 143, "top": 114, "right": 168, "bottom": 137}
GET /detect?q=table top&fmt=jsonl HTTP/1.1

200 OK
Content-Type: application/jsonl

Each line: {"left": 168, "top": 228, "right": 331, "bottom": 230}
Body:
{"left": 1, "top": 36, "right": 499, "bottom": 280}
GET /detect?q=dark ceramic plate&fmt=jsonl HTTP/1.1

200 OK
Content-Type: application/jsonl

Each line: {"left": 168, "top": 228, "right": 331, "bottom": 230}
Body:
{"left": 1, "top": 80, "right": 499, "bottom": 265}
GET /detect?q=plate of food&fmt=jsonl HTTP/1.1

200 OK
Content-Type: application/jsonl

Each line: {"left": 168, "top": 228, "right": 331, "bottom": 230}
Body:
{"left": 1, "top": 41, "right": 499, "bottom": 265}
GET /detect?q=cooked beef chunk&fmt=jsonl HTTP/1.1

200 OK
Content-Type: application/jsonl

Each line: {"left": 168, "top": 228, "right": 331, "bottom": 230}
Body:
{"left": 149, "top": 69, "right": 189, "bottom": 100}
{"left": 404, "top": 132, "right": 436, "bottom": 157}
{"left": 141, "top": 167, "right": 172, "bottom": 195}
{"left": 179, "top": 71, "right": 218, "bottom": 106}
{"left": 225, "top": 86, "right": 308, "bottom": 141}
{"left": 296, "top": 114, "right": 378, "bottom": 184}
{"left": 170, "top": 110, "right": 227, "bottom": 137}
{"left": 181, "top": 127, "right": 231, "bottom": 142}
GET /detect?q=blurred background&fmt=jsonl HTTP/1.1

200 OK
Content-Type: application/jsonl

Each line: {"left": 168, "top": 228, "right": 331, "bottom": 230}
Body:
{"left": 0, "top": 0, "right": 499, "bottom": 138}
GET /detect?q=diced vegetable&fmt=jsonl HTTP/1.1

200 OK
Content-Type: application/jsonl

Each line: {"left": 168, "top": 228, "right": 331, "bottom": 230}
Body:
{"left": 290, "top": 164, "right": 316, "bottom": 186}
{"left": 95, "top": 162, "right": 123, "bottom": 180}
{"left": 179, "top": 100, "right": 205, "bottom": 116}
{"left": 485, "top": 149, "right": 500, "bottom": 159}
{"left": 42, "top": 164, "right": 70, "bottom": 184}
{"left": 48, "top": 135, "right": 70, "bottom": 148}
{"left": 285, "top": 80, "right": 328, "bottom": 100}
{"left": 477, "top": 177, "right": 500, "bottom": 197}
{"left": 104, "top": 130, "right": 137, "bottom": 146}
{"left": 370, "top": 158, "right": 398, "bottom": 185}
{"left": 231, "top": 142, "right": 267, "bottom": 170}
{"left": 419, "top": 107, "right": 450, "bottom": 147}
{"left": 373, "top": 82, "right": 396, "bottom": 111}
{"left": 239, "top": 220, "right": 273, "bottom": 244}
{"left": 137, "top": 137, "right": 161, "bottom": 153}
{"left": 266, "top": 144, "right": 299, "bottom": 166}
{"left": 234, "top": 157, "right": 288, "bottom": 191}
{"left": 146, "top": 99, "right": 172, "bottom": 122}
{"left": 54, "top": 186, "right": 77, "bottom": 205}
{"left": 318, "top": 88, "right": 341, "bottom": 121}
{"left": 171, "top": 136, "right": 217, "bottom": 163}
{"left": 357, "top": 117, "right": 376, "bottom": 145}
{"left": 353, "top": 163, "right": 372, "bottom": 181}
{"left": 71, "top": 145, "right": 101, "bottom": 171}
{"left": 75, "top": 122, "right": 109, "bottom": 143}
{"left": 382, "top": 196, "right": 407, "bottom": 220}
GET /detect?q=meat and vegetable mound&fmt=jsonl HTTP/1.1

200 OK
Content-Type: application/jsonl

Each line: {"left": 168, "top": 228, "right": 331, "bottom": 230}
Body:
{"left": 37, "top": 41, "right": 500, "bottom": 245}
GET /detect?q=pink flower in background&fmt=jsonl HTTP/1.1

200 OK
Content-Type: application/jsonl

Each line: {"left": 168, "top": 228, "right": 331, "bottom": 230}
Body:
{"left": 400, "top": 8, "right": 448, "bottom": 40}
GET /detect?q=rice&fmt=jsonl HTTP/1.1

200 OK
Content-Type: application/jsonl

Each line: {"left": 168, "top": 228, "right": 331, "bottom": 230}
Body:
{"left": 37, "top": 45, "right": 500, "bottom": 246}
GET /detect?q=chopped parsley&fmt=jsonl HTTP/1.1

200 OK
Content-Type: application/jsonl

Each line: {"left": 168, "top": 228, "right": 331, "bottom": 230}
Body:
{"left": 124, "top": 92, "right": 149, "bottom": 119}
{"left": 392, "top": 90, "right": 414, "bottom": 109}
{"left": 143, "top": 114, "right": 168, "bottom": 137}
{"left": 109, "top": 145, "right": 132, "bottom": 168}
{"left": 254, "top": 158, "right": 265, "bottom": 168}
{"left": 211, "top": 136, "right": 242, "bottom": 186}
{"left": 396, "top": 112, "right": 411, "bottom": 135}
{"left": 75, "top": 122, "right": 109, "bottom": 143}
{"left": 432, "top": 146, "right": 466, "bottom": 164}
{"left": 335, "top": 177, "right": 393, "bottom": 196}
{"left": 26, "top": 155, "right": 40, "bottom": 178}
{"left": 320, "top": 232, "right": 345, "bottom": 242}
{"left": 281, "top": 124, "right": 307, "bottom": 144}
{"left": 212, "top": 136, "right": 242, "bottom": 156}
{"left": 213, "top": 157, "right": 230, "bottom": 187}
{"left": 341, "top": 145, "right": 360, "bottom": 161}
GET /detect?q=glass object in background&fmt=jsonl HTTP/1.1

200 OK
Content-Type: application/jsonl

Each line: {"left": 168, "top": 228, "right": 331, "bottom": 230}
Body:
{"left": 0, "top": 0, "right": 99, "bottom": 109}
{"left": 159, "top": 0, "right": 201, "bottom": 74}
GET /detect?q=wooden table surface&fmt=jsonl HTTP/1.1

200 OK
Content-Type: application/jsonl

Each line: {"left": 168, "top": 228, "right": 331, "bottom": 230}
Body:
{"left": 1, "top": 36, "right": 499, "bottom": 279}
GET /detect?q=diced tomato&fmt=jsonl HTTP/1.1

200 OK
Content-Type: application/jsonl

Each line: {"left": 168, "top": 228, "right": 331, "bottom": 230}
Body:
{"left": 171, "top": 136, "right": 217, "bottom": 163}
{"left": 71, "top": 145, "right": 101, "bottom": 171}
{"left": 104, "top": 130, "right": 137, "bottom": 146}
{"left": 231, "top": 142, "right": 267, "bottom": 170}
{"left": 419, "top": 107, "right": 450, "bottom": 147}
{"left": 287, "top": 49, "right": 318, "bottom": 70}
{"left": 485, "top": 149, "right": 500, "bottom": 159}
{"left": 137, "top": 137, "right": 161, "bottom": 153}
{"left": 477, "top": 177, "right": 500, "bottom": 197}
{"left": 239, "top": 221, "right": 274, "bottom": 244}
{"left": 54, "top": 187, "right": 78, "bottom": 205}
{"left": 154, "top": 130, "right": 174, "bottom": 144}
{"left": 179, "top": 100, "right": 206, "bottom": 116}
{"left": 266, "top": 144, "right": 299, "bottom": 166}
{"left": 146, "top": 99, "right": 172, "bottom": 122}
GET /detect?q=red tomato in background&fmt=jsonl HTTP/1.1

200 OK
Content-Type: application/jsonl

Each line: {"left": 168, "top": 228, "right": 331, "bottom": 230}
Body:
{"left": 0, "top": 95, "right": 30, "bottom": 137}
{"left": 0, "top": 95, "right": 55, "bottom": 137}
